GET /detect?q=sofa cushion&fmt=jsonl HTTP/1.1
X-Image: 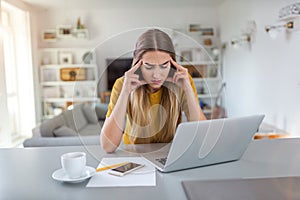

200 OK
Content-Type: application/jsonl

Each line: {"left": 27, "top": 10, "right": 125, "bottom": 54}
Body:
{"left": 95, "top": 103, "right": 108, "bottom": 120}
{"left": 82, "top": 104, "right": 98, "bottom": 124}
{"left": 63, "top": 105, "right": 87, "bottom": 131}
{"left": 79, "top": 124, "right": 101, "bottom": 136}
{"left": 53, "top": 126, "right": 78, "bottom": 137}
{"left": 23, "top": 135, "right": 100, "bottom": 147}
{"left": 40, "top": 114, "right": 66, "bottom": 137}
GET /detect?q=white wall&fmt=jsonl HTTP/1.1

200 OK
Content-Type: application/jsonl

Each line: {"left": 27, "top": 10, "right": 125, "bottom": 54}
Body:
{"left": 33, "top": 5, "right": 219, "bottom": 122}
{"left": 218, "top": 0, "right": 300, "bottom": 135}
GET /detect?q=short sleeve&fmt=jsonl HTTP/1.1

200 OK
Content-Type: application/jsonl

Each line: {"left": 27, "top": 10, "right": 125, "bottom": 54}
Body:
{"left": 106, "top": 77, "right": 125, "bottom": 118}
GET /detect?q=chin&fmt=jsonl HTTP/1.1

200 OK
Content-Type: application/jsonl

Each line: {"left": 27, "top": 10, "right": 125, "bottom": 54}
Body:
{"left": 149, "top": 83, "right": 163, "bottom": 89}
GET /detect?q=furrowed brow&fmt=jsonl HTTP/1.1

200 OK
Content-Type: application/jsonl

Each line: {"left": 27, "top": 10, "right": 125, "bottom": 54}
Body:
{"left": 144, "top": 62, "right": 155, "bottom": 67}
{"left": 159, "top": 61, "right": 170, "bottom": 66}
{"left": 144, "top": 60, "right": 170, "bottom": 66}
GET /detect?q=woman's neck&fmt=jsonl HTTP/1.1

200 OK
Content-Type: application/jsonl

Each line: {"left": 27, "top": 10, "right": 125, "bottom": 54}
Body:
{"left": 147, "top": 86, "right": 161, "bottom": 93}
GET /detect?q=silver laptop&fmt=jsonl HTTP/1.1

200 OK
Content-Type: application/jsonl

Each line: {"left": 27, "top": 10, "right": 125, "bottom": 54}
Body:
{"left": 142, "top": 115, "right": 265, "bottom": 172}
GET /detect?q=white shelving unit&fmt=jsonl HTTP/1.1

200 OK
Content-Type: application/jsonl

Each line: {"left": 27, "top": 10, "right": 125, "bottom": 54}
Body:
{"left": 172, "top": 26, "right": 222, "bottom": 118}
{"left": 39, "top": 48, "right": 99, "bottom": 120}
{"left": 42, "top": 28, "right": 89, "bottom": 42}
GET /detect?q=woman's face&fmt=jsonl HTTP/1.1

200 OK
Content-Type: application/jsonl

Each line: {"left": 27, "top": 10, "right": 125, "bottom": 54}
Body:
{"left": 140, "top": 50, "right": 171, "bottom": 92}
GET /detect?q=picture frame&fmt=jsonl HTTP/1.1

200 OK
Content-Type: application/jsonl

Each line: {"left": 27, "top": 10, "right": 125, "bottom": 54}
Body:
{"left": 188, "top": 24, "right": 202, "bottom": 32}
{"left": 180, "top": 50, "right": 193, "bottom": 62}
{"left": 188, "top": 24, "right": 214, "bottom": 36}
{"left": 60, "top": 68, "right": 86, "bottom": 81}
{"left": 42, "top": 29, "right": 57, "bottom": 42}
{"left": 59, "top": 53, "right": 73, "bottom": 64}
{"left": 57, "top": 25, "right": 73, "bottom": 38}
{"left": 200, "top": 28, "right": 214, "bottom": 36}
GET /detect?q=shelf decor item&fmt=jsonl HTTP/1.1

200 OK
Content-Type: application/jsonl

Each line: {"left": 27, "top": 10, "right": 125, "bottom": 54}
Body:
{"left": 180, "top": 50, "right": 193, "bottom": 62}
{"left": 184, "top": 65, "right": 207, "bottom": 78}
{"left": 188, "top": 24, "right": 202, "bottom": 32}
{"left": 57, "top": 25, "right": 73, "bottom": 38}
{"left": 188, "top": 24, "right": 214, "bottom": 36}
{"left": 200, "top": 28, "right": 214, "bottom": 36}
{"left": 59, "top": 53, "right": 73, "bottom": 64}
{"left": 73, "top": 29, "right": 88, "bottom": 38}
{"left": 203, "top": 38, "right": 213, "bottom": 46}
{"left": 42, "top": 29, "right": 57, "bottom": 42}
{"left": 279, "top": 3, "right": 300, "bottom": 19}
{"left": 82, "top": 51, "right": 93, "bottom": 64}
{"left": 60, "top": 68, "right": 86, "bottom": 81}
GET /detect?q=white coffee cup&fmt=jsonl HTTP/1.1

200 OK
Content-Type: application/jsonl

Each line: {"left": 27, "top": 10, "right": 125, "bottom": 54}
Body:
{"left": 61, "top": 152, "right": 86, "bottom": 179}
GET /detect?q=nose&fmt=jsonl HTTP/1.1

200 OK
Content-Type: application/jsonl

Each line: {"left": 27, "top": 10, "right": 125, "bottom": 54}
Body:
{"left": 152, "top": 68, "right": 160, "bottom": 79}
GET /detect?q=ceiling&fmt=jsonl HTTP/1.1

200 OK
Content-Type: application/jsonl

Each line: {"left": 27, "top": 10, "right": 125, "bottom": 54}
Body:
{"left": 21, "top": 0, "right": 226, "bottom": 10}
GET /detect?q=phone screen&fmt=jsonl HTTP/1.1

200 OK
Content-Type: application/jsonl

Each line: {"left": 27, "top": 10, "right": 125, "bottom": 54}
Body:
{"left": 111, "top": 162, "right": 142, "bottom": 173}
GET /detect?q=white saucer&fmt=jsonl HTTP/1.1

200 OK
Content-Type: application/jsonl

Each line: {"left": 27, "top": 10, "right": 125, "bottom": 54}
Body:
{"left": 52, "top": 166, "right": 96, "bottom": 183}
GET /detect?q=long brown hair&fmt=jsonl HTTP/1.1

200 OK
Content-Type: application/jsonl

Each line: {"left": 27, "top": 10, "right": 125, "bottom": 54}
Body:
{"left": 127, "top": 29, "right": 182, "bottom": 143}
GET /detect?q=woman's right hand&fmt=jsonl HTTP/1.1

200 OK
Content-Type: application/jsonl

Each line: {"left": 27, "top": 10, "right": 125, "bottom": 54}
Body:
{"left": 122, "top": 59, "right": 146, "bottom": 95}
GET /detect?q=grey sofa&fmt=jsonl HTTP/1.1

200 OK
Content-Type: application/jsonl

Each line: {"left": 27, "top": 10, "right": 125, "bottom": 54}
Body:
{"left": 23, "top": 103, "right": 108, "bottom": 147}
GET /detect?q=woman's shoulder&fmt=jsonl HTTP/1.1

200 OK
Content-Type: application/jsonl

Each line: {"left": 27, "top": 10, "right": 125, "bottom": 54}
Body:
{"left": 112, "top": 76, "right": 125, "bottom": 89}
{"left": 115, "top": 76, "right": 125, "bottom": 84}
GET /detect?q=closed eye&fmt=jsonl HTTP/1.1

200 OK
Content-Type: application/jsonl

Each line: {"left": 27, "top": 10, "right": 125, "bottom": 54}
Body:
{"left": 160, "top": 63, "right": 169, "bottom": 69}
{"left": 159, "top": 61, "right": 170, "bottom": 69}
{"left": 143, "top": 63, "right": 154, "bottom": 69}
{"left": 143, "top": 61, "right": 170, "bottom": 69}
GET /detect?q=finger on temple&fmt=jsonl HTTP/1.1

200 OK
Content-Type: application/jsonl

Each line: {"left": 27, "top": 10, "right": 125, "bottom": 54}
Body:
{"left": 129, "top": 59, "right": 143, "bottom": 73}
{"left": 170, "top": 58, "right": 183, "bottom": 70}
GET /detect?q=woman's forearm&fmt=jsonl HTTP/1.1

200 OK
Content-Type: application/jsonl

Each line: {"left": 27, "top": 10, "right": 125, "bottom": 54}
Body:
{"left": 185, "top": 87, "right": 206, "bottom": 121}
{"left": 100, "top": 90, "right": 130, "bottom": 152}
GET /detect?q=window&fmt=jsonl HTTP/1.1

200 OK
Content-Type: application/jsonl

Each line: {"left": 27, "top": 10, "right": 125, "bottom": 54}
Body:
{"left": 0, "top": 2, "right": 35, "bottom": 146}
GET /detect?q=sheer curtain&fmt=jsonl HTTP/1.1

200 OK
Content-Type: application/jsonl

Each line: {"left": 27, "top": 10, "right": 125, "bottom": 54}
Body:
{"left": 0, "top": 1, "right": 35, "bottom": 146}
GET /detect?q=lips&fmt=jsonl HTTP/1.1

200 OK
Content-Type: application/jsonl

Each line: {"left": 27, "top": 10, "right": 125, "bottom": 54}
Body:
{"left": 151, "top": 80, "right": 162, "bottom": 85}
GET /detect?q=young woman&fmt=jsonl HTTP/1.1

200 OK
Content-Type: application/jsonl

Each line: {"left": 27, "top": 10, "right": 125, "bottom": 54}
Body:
{"left": 100, "top": 29, "right": 206, "bottom": 153}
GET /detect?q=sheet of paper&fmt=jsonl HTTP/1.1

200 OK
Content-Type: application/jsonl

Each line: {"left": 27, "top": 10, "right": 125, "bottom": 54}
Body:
{"left": 86, "top": 157, "right": 156, "bottom": 187}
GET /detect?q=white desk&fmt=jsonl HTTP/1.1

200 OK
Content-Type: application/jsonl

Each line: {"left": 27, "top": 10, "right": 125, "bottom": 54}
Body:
{"left": 1, "top": 138, "right": 300, "bottom": 199}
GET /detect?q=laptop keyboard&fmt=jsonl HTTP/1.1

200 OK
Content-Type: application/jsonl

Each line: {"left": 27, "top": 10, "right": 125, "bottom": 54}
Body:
{"left": 155, "top": 157, "right": 167, "bottom": 166}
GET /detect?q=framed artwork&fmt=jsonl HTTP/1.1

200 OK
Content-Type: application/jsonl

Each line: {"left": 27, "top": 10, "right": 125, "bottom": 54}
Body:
{"left": 188, "top": 24, "right": 202, "bottom": 32}
{"left": 200, "top": 28, "right": 214, "bottom": 36}
{"left": 188, "top": 24, "right": 214, "bottom": 36}
{"left": 57, "top": 25, "right": 73, "bottom": 38}
{"left": 60, "top": 68, "right": 86, "bottom": 81}
{"left": 42, "top": 29, "right": 57, "bottom": 42}
{"left": 59, "top": 53, "right": 73, "bottom": 64}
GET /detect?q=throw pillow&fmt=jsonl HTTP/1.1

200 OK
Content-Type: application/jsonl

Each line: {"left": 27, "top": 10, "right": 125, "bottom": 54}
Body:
{"left": 95, "top": 103, "right": 108, "bottom": 120}
{"left": 40, "top": 114, "right": 66, "bottom": 137}
{"left": 53, "top": 126, "right": 77, "bottom": 137}
{"left": 63, "top": 106, "right": 88, "bottom": 131}
{"left": 82, "top": 104, "right": 98, "bottom": 124}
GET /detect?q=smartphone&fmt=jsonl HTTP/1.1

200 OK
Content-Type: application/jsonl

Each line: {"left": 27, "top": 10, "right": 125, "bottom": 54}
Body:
{"left": 108, "top": 162, "right": 145, "bottom": 177}
{"left": 135, "top": 67, "right": 144, "bottom": 80}
{"left": 168, "top": 64, "right": 176, "bottom": 77}
{"left": 133, "top": 59, "right": 144, "bottom": 80}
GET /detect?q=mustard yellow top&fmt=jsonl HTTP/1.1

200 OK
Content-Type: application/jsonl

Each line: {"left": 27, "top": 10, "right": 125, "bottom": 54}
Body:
{"left": 106, "top": 75, "right": 199, "bottom": 144}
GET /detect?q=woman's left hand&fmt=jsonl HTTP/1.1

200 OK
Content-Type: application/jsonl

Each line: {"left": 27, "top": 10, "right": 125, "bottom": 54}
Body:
{"left": 167, "top": 58, "right": 192, "bottom": 91}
